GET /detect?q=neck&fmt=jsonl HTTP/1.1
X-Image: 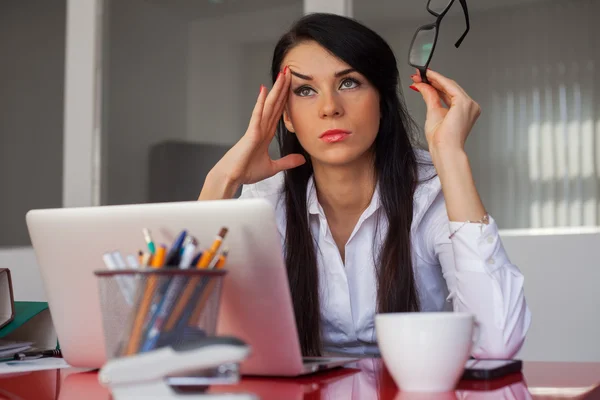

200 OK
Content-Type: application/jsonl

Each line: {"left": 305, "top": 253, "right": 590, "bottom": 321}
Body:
{"left": 312, "top": 155, "right": 376, "bottom": 219}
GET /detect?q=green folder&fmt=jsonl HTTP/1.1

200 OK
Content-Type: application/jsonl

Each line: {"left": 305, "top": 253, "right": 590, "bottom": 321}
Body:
{"left": 0, "top": 301, "right": 49, "bottom": 338}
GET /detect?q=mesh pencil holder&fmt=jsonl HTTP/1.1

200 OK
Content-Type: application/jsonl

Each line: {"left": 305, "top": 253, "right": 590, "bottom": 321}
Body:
{"left": 95, "top": 268, "right": 227, "bottom": 360}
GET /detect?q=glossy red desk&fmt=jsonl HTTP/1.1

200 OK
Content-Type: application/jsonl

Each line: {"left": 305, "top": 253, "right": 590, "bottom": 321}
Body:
{"left": 0, "top": 359, "right": 599, "bottom": 399}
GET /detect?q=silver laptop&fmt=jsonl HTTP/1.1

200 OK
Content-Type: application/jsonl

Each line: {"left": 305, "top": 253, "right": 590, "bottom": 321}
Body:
{"left": 26, "top": 199, "right": 357, "bottom": 376}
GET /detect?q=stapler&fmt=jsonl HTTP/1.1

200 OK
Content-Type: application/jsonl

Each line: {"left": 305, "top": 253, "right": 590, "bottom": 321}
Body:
{"left": 98, "top": 336, "right": 257, "bottom": 400}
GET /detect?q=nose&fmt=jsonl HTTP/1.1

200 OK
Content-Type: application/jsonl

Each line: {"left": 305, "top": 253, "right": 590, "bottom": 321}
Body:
{"left": 318, "top": 90, "right": 344, "bottom": 119}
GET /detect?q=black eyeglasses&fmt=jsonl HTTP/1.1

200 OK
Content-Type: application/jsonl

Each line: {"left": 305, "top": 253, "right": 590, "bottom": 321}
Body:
{"left": 408, "top": 0, "right": 470, "bottom": 84}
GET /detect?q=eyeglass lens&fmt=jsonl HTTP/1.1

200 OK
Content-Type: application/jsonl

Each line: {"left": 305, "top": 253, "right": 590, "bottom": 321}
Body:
{"left": 409, "top": 26, "right": 437, "bottom": 68}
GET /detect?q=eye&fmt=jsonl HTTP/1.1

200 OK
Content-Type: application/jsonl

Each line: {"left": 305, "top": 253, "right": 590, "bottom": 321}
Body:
{"left": 294, "top": 86, "right": 316, "bottom": 97}
{"left": 340, "top": 78, "right": 360, "bottom": 90}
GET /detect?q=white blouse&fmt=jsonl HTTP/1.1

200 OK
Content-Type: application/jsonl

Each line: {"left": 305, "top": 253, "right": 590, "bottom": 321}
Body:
{"left": 240, "top": 150, "right": 531, "bottom": 358}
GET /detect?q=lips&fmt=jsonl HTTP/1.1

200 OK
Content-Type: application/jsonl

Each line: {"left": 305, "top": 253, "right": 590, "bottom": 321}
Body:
{"left": 320, "top": 129, "right": 351, "bottom": 143}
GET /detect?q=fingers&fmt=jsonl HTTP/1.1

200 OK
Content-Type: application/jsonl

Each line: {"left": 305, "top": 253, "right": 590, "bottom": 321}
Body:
{"left": 248, "top": 85, "right": 267, "bottom": 131}
{"left": 411, "top": 73, "right": 451, "bottom": 107}
{"left": 262, "top": 67, "right": 290, "bottom": 129}
{"left": 410, "top": 82, "right": 445, "bottom": 112}
{"left": 425, "top": 69, "right": 482, "bottom": 118}
{"left": 272, "top": 153, "right": 306, "bottom": 173}
{"left": 267, "top": 67, "right": 291, "bottom": 134}
{"left": 424, "top": 68, "right": 468, "bottom": 99}
{"left": 410, "top": 69, "right": 481, "bottom": 117}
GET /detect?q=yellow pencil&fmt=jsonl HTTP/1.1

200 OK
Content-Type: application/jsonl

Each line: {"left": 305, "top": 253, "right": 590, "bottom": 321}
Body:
{"left": 196, "top": 228, "right": 228, "bottom": 268}
{"left": 164, "top": 228, "right": 228, "bottom": 332}
{"left": 123, "top": 245, "right": 166, "bottom": 356}
{"left": 188, "top": 249, "right": 229, "bottom": 326}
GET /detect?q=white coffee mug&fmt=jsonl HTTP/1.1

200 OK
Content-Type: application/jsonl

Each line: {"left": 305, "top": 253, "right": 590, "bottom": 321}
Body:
{"left": 375, "top": 312, "right": 478, "bottom": 392}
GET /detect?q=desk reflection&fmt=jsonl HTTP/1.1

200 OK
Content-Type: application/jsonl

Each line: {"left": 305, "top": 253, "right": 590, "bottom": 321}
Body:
{"left": 58, "top": 370, "right": 110, "bottom": 400}
{"left": 54, "top": 359, "right": 532, "bottom": 400}
{"left": 214, "top": 359, "right": 532, "bottom": 399}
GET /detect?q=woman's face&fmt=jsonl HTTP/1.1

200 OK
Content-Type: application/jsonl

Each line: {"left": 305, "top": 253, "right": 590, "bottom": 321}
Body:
{"left": 281, "top": 41, "right": 381, "bottom": 167}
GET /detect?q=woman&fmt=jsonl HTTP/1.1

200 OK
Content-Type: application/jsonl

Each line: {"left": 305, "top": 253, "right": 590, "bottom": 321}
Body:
{"left": 199, "top": 13, "right": 531, "bottom": 358}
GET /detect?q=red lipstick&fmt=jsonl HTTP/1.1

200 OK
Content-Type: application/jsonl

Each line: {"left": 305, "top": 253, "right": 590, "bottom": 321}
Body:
{"left": 320, "top": 129, "right": 351, "bottom": 143}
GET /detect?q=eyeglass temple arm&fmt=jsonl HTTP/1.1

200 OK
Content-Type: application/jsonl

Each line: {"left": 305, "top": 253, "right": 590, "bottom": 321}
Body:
{"left": 455, "top": 0, "right": 470, "bottom": 48}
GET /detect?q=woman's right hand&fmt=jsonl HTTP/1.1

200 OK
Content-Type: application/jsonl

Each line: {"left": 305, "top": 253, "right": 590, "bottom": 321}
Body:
{"left": 198, "top": 66, "right": 306, "bottom": 200}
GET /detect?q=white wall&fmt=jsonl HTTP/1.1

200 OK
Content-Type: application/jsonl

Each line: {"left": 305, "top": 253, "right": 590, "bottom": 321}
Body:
{"left": 186, "top": 3, "right": 303, "bottom": 146}
{"left": 182, "top": 0, "right": 600, "bottom": 363}
{"left": 501, "top": 228, "right": 600, "bottom": 362}
{"left": 0, "top": 0, "right": 65, "bottom": 246}
{"left": 103, "top": 0, "right": 189, "bottom": 205}
{"left": 0, "top": 0, "right": 67, "bottom": 301}
{"left": 186, "top": 0, "right": 600, "bottom": 231}
{"left": 371, "top": 0, "right": 600, "bottom": 231}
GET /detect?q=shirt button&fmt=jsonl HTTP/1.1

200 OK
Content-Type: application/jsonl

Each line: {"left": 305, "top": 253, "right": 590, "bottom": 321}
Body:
{"left": 487, "top": 258, "right": 495, "bottom": 265}
{"left": 487, "top": 236, "right": 494, "bottom": 244}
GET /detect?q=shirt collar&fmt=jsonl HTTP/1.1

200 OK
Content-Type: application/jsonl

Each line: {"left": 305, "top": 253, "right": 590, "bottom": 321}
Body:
{"left": 306, "top": 175, "right": 382, "bottom": 221}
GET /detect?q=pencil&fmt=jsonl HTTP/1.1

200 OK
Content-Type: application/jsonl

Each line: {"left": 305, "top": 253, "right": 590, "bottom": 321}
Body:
{"left": 196, "top": 228, "right": 228, "bottom": 268}
{"left": 188, "top": 249, "right": 228, "bottom": 326}
{"left": 140, "top": 252, "right": 152, "bottom": 267}
{"left": 163, "top": 228, "right": 228, "bottom": 332}
{"left": 123, "top": 245, "right": 166, "bottom": 356}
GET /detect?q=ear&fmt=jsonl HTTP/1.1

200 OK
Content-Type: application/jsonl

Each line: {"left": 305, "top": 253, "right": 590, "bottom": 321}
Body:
{"left": 283, "top": 108, "right": 295, "bottom": 133}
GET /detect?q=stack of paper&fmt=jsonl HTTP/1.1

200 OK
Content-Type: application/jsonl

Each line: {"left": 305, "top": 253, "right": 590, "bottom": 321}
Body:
{"left": 0, "top": 340, "right": 33, "bottom": 359}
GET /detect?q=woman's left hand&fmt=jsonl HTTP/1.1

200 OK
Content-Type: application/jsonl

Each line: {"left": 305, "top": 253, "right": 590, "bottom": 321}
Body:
{"left": 410, "top": 69, "right": 481, "bottom": 153}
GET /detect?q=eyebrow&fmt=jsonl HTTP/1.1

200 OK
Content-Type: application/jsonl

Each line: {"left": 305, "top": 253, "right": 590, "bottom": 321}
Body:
{"left": 290, "top": 68, "right": 357, "bottom": 81}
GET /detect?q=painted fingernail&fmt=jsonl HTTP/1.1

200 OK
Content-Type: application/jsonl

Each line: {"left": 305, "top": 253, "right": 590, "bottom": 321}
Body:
{"left": 284, "top": 66, "right": 289, "bottom": 74}
{"left": 259, "top": 85, "right": 263, "bottom": 95}
{"left": 277, "top": 72, "right": 282, "bottom": 80}
{"left": 409, "top": 85, "right": 419, "bottom": 92}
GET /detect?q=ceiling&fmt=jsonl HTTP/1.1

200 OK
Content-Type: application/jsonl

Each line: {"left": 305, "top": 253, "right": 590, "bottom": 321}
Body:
{"left": 143, "top": 0, "right": 558, "bottom": 22}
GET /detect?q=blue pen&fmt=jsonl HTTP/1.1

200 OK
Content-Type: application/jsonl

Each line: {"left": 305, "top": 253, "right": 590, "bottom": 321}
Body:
{"left": 191, "top": 252, "right": 203, "bottom": 266}
{"left": 164, "top": 230, "right": 187, "bottom": 267}
{"left": 140, "top": 238, "right": 198, "bottom": 352}
{"left": 138, "top": 231, "right": 187, "bottom": 349}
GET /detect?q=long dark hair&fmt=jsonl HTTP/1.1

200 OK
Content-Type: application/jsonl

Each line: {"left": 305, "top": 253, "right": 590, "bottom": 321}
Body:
{"left": 272, "top": 13, "right": 421, "bottom": 356}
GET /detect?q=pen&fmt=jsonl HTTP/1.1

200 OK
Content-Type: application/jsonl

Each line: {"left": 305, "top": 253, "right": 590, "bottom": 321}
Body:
{"left": 207, "top": 246, "right": 228, "bottom": 269}
{"left": 126, "top": 254, "right": 140, "bottom": 268}
{"left": 143, "top": 228, "right": 156, "bottom": 254}
{"left": 164, "top": 230, "right": 187, "bottom": 267}
{"left": 214, "top": 248, "right": 228, "bottom": 269}
{"left": 13, "top": 349, "right": 62, "bottom": 361}
{"left": 191, "top": 252, "right": 203, "bottom": 266}
{"left": 140, "top": 238, "right": 199, "bottom": 352}
{"left": 103, "top": 252, "right": 134, "bottom": 305}
{"left": 111, "top": 251, "right": 128, "bottom": 269}
{"left": 179, "top": 237, "right": 199, "bottom": 269}
{"left": 163, "top": 228, "right": 228, "bottom": 332}
{"left": 187, "top": 248, "right": 229, "bottom": 326}
{"left": 123, "top": 245, "right": 166, "bottom": 356}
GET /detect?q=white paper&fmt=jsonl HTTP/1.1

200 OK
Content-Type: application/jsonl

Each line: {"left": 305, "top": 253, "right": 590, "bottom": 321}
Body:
{"left": 0, "top": 357, "right": 71, "bottom": 374}
{"left": 0, "top": 345, "right": 32, "bottom": 358}
{"left": 0, "top": 341, "right": 33, "bottom": 351}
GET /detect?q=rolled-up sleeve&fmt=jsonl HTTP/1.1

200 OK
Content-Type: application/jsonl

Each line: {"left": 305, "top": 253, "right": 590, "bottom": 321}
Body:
{"left": 426, "top": 197, "right": 532, "bottom": 359}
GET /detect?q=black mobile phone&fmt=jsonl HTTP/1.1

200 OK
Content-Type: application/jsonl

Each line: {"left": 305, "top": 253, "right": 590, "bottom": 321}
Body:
{"left": 462, "top": 359, "right": 522, "bottom": 380}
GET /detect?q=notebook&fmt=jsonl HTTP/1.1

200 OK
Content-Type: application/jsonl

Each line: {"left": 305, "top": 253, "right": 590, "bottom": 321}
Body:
{"left": 0, "top": 269, "right": 15, "bottom": 330}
